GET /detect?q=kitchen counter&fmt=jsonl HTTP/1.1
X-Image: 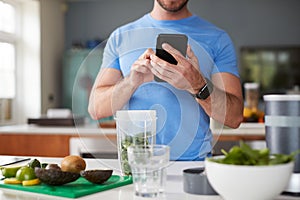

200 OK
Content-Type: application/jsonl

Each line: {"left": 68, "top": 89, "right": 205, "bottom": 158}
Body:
{"left": 0, "top": 156, "right": 297, "bottom": 200}
{"left": 0, "top": 123, "right": 266, "bottom": 157}
{"left": 0, "top": 124, "right": 116, "bottom": 136}
{"left": 0, "top": 122, "right": 265, "bottom": 137}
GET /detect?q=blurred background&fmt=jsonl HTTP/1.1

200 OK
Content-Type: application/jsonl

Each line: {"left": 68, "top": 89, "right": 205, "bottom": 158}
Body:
{"left": 1, "top": 0, "right": 300, "bottom": 161}
{"left": 0, "top": 0, "right": 299, "bottom": 126}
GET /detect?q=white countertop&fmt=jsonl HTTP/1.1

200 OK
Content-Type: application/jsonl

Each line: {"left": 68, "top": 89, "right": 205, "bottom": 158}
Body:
{"left": 0, "top": 156, "right": 297, "bottom": 200}
{"left": 0, "top": 124, "right": 116, "bottom": 136}
{"left": 0, "top": 122, "right": 265, "bottom": 136}
{"left": 211, "top": 121, "right": 265, "bottom": 135}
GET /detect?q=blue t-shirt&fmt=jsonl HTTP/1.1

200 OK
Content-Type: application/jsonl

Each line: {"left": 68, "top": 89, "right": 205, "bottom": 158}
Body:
{"left": 101, "top": 14, "right": 238, "bottom": 161}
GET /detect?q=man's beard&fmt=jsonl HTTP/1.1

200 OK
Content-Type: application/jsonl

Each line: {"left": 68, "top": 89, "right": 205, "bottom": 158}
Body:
{"left": 156, "top": 0, "right": 189, "bottom": 13}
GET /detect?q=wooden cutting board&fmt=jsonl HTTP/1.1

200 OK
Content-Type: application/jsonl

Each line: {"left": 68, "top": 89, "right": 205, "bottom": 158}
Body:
{"left": 0, "top": 175, "right": 132, "bottom": 198}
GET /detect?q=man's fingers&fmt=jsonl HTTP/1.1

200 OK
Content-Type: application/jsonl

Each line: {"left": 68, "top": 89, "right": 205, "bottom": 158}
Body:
{"left": 186, "top": 45, "right": 198, "bottom": 64}
{"left": 150, "top": 58, "right": 179, "bottom": 82}
{"left": 139, "top": 48, "right": 155, "bottom": 59}
{"left": 162, "top": 43, "right": 183, "bottom": 58}
{"left": 162, "top": 43, "right": 190, "bottom": 65}
{"left": 131, "top": 58, "right": 152, "bottom": 74}
{"left": 150, "top": 54, "right": 176, "bottom": 69}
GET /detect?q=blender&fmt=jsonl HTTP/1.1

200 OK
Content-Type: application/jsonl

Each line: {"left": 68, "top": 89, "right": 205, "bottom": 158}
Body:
{"left": 115, "top": 110, "right": 157, "bottom": 176}
{"left": 264, "top": 94, "right": 300, "bottom": 195}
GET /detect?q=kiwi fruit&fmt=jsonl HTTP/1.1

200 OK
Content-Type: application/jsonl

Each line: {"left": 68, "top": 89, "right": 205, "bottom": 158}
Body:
{"left": 61, "top": 155, "right": 86, "bottom": 174}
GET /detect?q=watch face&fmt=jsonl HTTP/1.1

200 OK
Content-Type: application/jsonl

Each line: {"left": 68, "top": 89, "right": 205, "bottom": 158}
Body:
{"left": 196, "top": 78, "right": 213, "bottom": 100}
{"left": 197, "top": 84, "right": 210, "bottom": 100}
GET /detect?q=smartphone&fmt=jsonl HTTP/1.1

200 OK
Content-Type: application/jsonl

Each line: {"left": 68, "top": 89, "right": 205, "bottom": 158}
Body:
{"left": 155, "top": 33, "right": 188, "bottom": 82}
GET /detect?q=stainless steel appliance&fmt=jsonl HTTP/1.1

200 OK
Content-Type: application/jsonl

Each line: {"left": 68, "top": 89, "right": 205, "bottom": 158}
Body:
{"left": 264, "top": 94, "right": 300, "bottom": 195}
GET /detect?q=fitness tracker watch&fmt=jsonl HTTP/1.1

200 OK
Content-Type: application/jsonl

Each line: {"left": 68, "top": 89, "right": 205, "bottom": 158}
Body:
{"left": 191, "top": 78, "right": 214, "bottom": 100}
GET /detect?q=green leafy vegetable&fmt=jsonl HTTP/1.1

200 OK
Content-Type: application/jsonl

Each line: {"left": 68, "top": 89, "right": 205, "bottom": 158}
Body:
{"left": 210, "top": 141, "right": 300, "bottom": 166}
{"left": 120, "top": 132, "right": 150, "bottom": 175}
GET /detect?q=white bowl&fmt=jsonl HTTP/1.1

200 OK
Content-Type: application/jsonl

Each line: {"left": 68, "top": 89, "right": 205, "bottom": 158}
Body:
{"left": 205, "top": 158, "right": 294, "bottom": 200}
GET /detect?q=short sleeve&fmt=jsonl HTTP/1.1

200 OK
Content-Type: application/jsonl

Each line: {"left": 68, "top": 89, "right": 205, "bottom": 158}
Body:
{"left": 212, "top": 32, "right": 239, "bottom": 78}
{"left": 101, "top": 31, "right": 120, "bottom": 70}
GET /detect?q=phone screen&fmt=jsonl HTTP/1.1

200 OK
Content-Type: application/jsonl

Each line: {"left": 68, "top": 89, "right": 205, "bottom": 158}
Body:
{"left": 155, "top": 33, "right": 188, "bottom": 82}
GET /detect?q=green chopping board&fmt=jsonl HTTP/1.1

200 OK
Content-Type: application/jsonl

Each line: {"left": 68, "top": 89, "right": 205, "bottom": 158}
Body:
{"left": 0, "top": 175, "right": 132, "bottom": 198}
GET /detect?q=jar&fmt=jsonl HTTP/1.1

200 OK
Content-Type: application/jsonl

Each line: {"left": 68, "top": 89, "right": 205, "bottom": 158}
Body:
{"left": 243, "top": 83, "right": 264, "bottom": 122}
{"left": 244, "top": 82, "right": 260, "bottom": 109}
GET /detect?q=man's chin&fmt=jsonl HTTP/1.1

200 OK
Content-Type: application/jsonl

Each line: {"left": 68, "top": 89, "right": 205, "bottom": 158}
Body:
{"left": 156, "top": 0, "right": 189, "bottom": 13}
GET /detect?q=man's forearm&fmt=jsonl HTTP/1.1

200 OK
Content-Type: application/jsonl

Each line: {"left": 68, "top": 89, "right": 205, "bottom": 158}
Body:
{"left": 110, "top": 76, "right": 139, "bottom": 114}
{"left": 198, "top": 86, "right": 244, "bottom": 129}
{"left": 88, "top": 76, "right": 138, "bottom": 120}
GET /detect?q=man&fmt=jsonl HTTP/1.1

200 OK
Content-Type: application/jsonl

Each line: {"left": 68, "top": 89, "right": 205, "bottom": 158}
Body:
{"left": 88, "top": 0, "right": 244, "bottom": 160}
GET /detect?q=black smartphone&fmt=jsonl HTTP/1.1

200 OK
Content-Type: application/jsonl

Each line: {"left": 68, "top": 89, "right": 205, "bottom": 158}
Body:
{"left": 155, "top": 33, "right": 188, "bottom": 82}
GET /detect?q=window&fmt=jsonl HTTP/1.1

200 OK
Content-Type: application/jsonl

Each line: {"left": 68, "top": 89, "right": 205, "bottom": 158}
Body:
{"left": 0, "top": 0, "right": 17, "bottom": 124}
{"left": 0, "top": 0, "right": 41, "bottom": 125}
{"left": 240, "top": 46, "right": 300, "bottom": 96}
{"left": 0, "top": 0, "right": 15, "bottom": 33}
{"left": 0, "top": 42, "right": 15, "bottom": 98}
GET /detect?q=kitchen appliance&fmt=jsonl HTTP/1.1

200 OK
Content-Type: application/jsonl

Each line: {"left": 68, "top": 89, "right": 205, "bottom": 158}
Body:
{"left": 115, "top": 110, "right": 156, "bottom": 176}
{"left": 264, "top": 94, "right": 300, "bottom": 195}
{"left": 183, "top": 167, "right": 217, "bottom": 195}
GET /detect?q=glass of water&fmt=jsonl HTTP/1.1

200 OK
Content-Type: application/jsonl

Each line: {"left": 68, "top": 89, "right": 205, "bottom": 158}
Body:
{"left": 127, "top": 145, "right": 170, "bottom": 197}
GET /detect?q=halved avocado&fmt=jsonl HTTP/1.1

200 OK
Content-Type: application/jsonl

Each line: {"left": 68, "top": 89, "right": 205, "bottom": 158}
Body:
{"left": 35, "top": 168, "right": 80, "bottom": 186}
{"left": 80, "top": 169, "right": 113, "bottom": 184}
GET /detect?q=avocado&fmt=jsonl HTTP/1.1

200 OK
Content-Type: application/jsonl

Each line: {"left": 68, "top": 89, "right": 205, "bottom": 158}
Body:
{"left": 45, "top": 163, "right": 61, "bottom": 170}
{"left": 80, "top": 169, "right": 113, "bottom": 184}
{"left": 28, "top": 159, "right": 41, "bottom": 169}
{"left": 35, "top": 168, "right": 80, "bottom": 186}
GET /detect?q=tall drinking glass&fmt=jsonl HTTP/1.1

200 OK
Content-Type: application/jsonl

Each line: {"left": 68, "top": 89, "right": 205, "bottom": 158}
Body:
{"left": 127, "top": 145, "right": 170, "bottom": 198}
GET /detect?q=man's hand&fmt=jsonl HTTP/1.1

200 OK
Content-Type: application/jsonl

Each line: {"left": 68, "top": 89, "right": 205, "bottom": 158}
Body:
{"left": 150, "top": 44, "right": 205, "bottom": 94}
{"left": 129, "top": 48, "right": 155, "bottom": 87}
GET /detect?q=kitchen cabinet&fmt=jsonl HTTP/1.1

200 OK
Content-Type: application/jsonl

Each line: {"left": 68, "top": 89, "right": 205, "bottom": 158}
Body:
{"left": 0, "top": 134, "right": 71, "bottom": 157}
{"left": 0, "top": 123, "right": 265, "bottom": 157}
{"left": 0, "top": 125, "right": 116, "bottom": 157}
{"left": 0, "top": 134, "right": 117, "bottom": 158}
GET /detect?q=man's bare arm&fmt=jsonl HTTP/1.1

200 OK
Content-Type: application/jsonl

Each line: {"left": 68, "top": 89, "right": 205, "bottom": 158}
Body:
{"left": 88, "top": 68, "right": 136, "bottom": 120}
{"left": 198, "top": 73, "right": 244, "bottom": 128}
{"left": 88, "top": 49, "right": 155, "bottom": 120}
